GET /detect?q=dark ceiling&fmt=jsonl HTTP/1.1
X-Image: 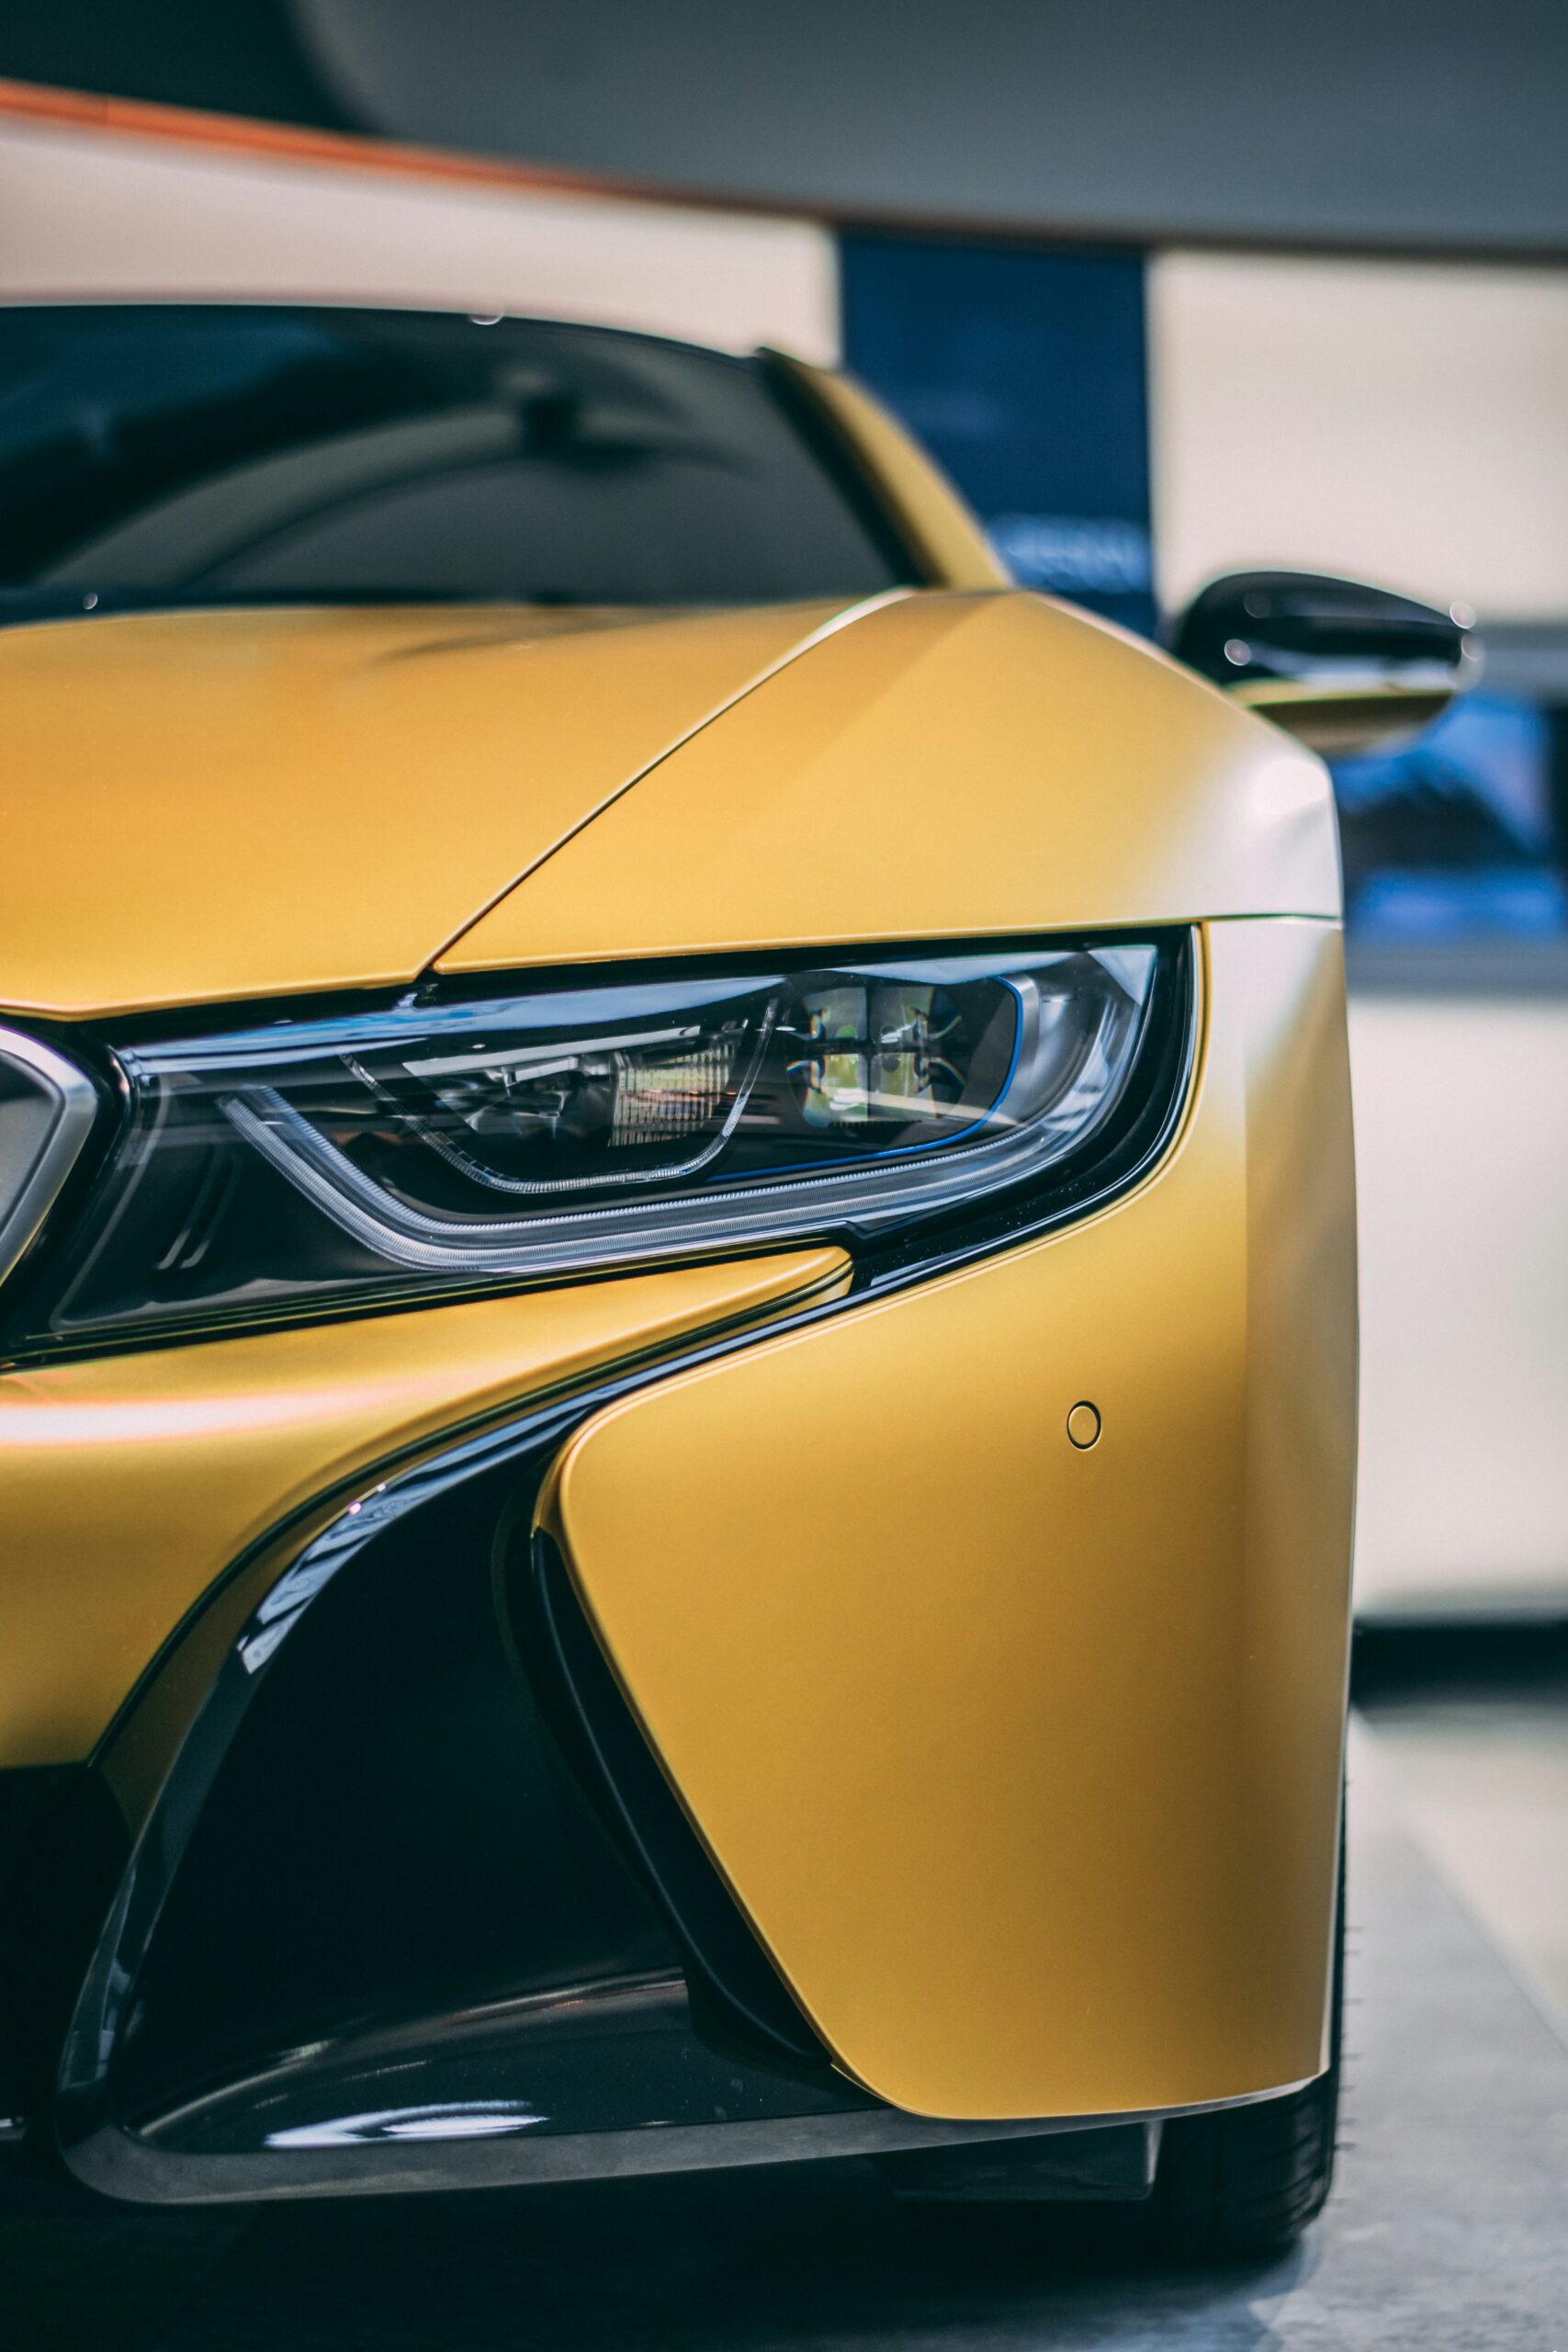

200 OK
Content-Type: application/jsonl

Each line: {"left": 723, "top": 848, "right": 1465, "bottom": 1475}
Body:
{"left": 0, "top": 0, "right": 352, "bottom": 130}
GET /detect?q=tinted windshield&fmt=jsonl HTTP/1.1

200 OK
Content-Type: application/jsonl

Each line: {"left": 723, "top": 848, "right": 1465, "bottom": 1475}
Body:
{"left": 0, "top": 305, "right": 908, "bottom": 620}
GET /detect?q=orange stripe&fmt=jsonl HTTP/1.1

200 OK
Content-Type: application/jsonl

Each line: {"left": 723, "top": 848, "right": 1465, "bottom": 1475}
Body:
{"left": 0, "top": 74, "right": 789, "bottom": 220}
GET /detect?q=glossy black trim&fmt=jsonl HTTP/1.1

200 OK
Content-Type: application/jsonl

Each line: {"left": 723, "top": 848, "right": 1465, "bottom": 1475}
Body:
{"left": 1169, "top": 569, "right": 1470, "bottom": 689}
{"left": 129, "top": 1970, "right": 870, "bottom": 2166}
{"left": 68, "top": 2101, "right": 1154, "bottom": 2207}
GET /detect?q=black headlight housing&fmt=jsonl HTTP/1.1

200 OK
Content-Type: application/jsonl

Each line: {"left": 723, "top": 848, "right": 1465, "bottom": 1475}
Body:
{"left": 2, "top": 933, "right": 1194, "bottom": 1361}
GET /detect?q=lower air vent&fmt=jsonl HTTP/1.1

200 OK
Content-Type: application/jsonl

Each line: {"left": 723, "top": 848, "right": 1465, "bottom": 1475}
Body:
{"left": 515, "top": 1532, "right": 831, "bottom": 2075}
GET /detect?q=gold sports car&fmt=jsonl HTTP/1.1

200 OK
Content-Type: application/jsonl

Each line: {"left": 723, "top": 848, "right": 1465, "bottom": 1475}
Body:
{"left": 0, "top": 303, "right": 1468, "bottom": 2250}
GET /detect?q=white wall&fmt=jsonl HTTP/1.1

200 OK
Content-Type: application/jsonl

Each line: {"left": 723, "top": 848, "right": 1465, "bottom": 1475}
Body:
{"left": 1151, "top": 251, "right": 1568, "bottom": 619}
{"left": 0, "top": 118, "right": 839, "bottom": 359}
{"left": 1349, "top": 997, "right": 1568, "bottom": 1612}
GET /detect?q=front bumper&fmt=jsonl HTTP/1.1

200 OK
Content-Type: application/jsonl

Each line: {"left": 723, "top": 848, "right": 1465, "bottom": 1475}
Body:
{"left": 0, "top": 917, "right": 1354, "bottom": 2197}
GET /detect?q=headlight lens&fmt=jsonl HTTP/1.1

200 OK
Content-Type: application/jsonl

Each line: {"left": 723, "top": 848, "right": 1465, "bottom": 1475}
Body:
{"left": 17, "top": 940, "right": 1179, "bottom": 1353}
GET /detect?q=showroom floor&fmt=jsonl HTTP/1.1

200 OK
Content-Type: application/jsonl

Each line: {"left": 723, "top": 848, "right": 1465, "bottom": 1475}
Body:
{"left": 7, "top": 1703, "right": 1567, "bottom": 2351}
{"left": 1362, "top": 1645, "right": 1568, "bottom": 2021}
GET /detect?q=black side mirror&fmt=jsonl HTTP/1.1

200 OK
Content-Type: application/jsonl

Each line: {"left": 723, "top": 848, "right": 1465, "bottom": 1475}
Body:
{"left": 1170, "top": 570, "right": 1480, "bottom": 754}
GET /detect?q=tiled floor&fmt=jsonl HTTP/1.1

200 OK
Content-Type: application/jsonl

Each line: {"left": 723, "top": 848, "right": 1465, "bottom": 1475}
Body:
{"left": 6, "top": 1717, "right": 1567, "bottom": 2349}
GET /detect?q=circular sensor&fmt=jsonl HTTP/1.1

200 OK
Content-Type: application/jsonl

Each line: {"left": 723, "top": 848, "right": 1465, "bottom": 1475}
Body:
{"left": 1066, "top": 1401, "right": 1101, "bottom": 1450}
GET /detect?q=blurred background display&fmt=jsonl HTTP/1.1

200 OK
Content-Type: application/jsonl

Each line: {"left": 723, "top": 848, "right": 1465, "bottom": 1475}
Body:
{"left": 1333, "top": 684, "right": 1568, "bottom": 948}
{"left": 840, "top": 237, "right": 1156, "bottom": 639}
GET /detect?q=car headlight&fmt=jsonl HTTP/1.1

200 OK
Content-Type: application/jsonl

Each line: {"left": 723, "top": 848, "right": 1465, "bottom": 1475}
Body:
{"left": 9, "top": 937, "right": 1188, "bottom": 1356}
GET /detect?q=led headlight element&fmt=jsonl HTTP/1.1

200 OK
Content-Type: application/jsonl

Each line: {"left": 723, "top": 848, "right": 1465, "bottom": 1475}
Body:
{"left": 22, "top": 941, "right": 1179, "bottom": 1352}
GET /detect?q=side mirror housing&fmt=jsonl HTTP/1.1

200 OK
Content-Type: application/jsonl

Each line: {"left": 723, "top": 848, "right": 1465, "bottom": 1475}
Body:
{"left": 1169, "top": 570, "right": 1479, "bottom": 755}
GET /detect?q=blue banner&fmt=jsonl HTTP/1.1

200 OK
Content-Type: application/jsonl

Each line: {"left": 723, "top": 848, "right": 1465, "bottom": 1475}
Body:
{"left": 840, "top": 236, "right": 1155, "bottom": 637}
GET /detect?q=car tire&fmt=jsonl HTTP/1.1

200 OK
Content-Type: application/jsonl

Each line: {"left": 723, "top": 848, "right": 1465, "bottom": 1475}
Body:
{"left": 1144, "top": 1829, "right": 1345, "bottom": 2259}
{"left": 1144, "top": 2043, "right": 1339, "bottom": 2258}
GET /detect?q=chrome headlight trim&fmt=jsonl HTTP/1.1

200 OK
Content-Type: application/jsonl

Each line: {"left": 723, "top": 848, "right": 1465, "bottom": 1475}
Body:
{"left": 0, "top": 1024, "right": 97, "bottom": 1289}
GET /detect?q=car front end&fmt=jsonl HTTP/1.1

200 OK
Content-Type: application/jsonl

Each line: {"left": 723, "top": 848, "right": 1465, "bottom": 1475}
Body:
{"left": 0, "top": 301, "right": 1356, "bottom": 2246}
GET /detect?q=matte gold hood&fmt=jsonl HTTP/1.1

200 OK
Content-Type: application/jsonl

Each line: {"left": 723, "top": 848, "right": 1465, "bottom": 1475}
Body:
{"left": 0, "top": 598, "right": 850, "bottom": 1020}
